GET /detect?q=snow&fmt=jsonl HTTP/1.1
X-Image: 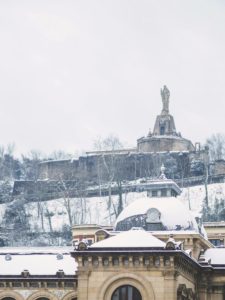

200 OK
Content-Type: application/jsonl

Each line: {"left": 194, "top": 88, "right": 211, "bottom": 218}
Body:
{"left": 1, "top": 181, "right": 225, "bottom": 237}
{"left": 178, "top": 182, "right": 225, "bottom": 216}
{"left": 0, "top": 247, "right": 77, "bottom": 275}
{"left": 115, "top": 196, "right": 199, "bottom": 232}
{"left": 204, "top": 248, "right": 225, "bottom": 265}
{"left": 90, "top": 228, "right": 165, "bottom": 249}
{"left": 0, "top": 246, "right": 73, "bottom": 254}
{"left": 150, "top": 230, "right": 200, "bottom": 235}
{"left": 23, "top": 191, "right": 147, "bottom": 231}
{"left": 144, "top": 135, "right": 185, "bottom": 140}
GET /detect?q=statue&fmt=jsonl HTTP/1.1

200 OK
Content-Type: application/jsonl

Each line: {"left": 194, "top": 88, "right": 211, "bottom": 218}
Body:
{"left": 160, "top": 85, "right": 170, "bottom": 114}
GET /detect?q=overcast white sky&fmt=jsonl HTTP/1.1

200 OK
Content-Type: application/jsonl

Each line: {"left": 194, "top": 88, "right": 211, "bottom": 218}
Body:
{"left": 0, "top": 0, "right": 225, "bottom": 156}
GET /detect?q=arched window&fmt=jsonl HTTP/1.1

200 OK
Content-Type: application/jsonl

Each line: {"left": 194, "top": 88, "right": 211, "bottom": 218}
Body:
{"left": 36, "top": 298, "right": 50, "bottom": 300}
{"left": 1, "top": 298, "right": 16, "bottom": 300}
{"left": 111, "top": 285, "right": 142, "bottom": 300}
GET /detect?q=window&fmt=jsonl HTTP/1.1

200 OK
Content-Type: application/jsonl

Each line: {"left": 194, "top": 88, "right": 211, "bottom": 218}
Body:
{"left": 146, "top": 222, "right": 164, "bottom": 231}
{"left": 161, "top": 189, "right": 167, "bottom": 197}
{"left": 160, "top": 126, "right": 165, "bottom": 135}
{"left": 87, "top": 239, "right": 93, "bottom": 245}
{"left": 111, "top": 285, "right": 142, "bottom": 300}
{"left": 209, "top": 239, "right": 224, "bottom": 247}
{"left": 152, "top": 190, "right": 157, "bottom": 197}
{"left": 1, "top": 298, "right": 16, "bottom": 300}
{"left": 171, "top": 190, "right": 177, "bottom": 197}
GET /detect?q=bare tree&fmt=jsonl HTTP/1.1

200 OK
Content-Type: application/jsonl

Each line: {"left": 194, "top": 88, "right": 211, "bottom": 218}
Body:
{"left": 206, "top": 133, "right": 225, "bottom": 161}
{"left": 56, "top": 177, "right": 74, "bottom": 226}
{"left": 55, "top": 173, "right": 89, "bottom": 226}
{"left": 48, "top": 150, "right": 73, "bottom": 160}
{"left": 37, "top": 201, "right": 45, "bottom": 232}
{"left": 44, "top": 207, "right": 54, "bottom": 233}
{"left": 93, "top": 134, "right": 124, "bottom": 222}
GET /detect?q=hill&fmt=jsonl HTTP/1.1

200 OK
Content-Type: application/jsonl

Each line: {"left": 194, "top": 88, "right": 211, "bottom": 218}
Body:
{"left": 1, "top": 181, "right": 225, "bottom": 246}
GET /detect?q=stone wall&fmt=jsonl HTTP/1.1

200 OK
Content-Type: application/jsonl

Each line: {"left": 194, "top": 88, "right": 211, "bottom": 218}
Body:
{"left": 38, "top": 151, "right": 206, "bottom": 183}
{"left": 72, "top": 250, "right": 197, "bottom": 300}
{"left": 211, "top": 160, "right": 225, "bottom": 176}
{"left": 13, "top": 149, "right": 219, "bottom": 202}
{"left": 137, "top": 136, "right": 195, "bottom": 152}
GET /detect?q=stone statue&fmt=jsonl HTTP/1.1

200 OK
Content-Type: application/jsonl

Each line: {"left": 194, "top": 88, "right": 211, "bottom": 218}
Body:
{"left": 160, "top": 85, "right": 170, "bottom": 114}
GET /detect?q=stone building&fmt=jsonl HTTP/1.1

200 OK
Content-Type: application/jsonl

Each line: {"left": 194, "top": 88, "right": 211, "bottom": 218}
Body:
{"left": 70, "top": 170, "right": 225, "bottom": 300}
{"left": 137, "top": 85, "right": 194, "bottom": 153}
{"left": 0, "top": 247, "right": 77, "bottom": 300}
{"left": 72, "top": 228, "right": 225, "bottom": 300}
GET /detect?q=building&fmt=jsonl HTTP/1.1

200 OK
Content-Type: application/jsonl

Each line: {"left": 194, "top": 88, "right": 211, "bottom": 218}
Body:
{"left": 72, "top": 224, "right": 113, "bottom": 246}
{"left": 137, "top": 85, "right": 194, "bottom": 153}
{"left": 203, "top": 221, "right": 225, "bottom": 247}
{"left": 0, "top": 247, "right": 77, "bottom": 300}
{"left": 71, "top": 169, "right": 225, "bottom": 300}
{"left": 2, "top": 169, "right": 225, "bottom": 299}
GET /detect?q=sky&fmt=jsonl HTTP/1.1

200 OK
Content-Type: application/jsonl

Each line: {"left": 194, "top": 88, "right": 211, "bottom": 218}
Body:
{"left": 0, "top": 0, "right": 225, "bottom": 157}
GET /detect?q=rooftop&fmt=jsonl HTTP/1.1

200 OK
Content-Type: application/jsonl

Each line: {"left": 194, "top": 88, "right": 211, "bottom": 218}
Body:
{"left": 204, "top": 248, "right": 225, "bottom": 265}
{"left": 90, "top": 228, "right": 166, "bottom": 249}
{"left": 0, "top": 247, "right": 77, "bottom": 276}
{"left": 115, "top": 196, "right": 199, "bottom": 232}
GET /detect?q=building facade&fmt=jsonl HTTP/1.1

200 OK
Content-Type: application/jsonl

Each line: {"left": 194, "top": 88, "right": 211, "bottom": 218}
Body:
{"left": 70, "top": 171, "right": 225, "bottom": 300}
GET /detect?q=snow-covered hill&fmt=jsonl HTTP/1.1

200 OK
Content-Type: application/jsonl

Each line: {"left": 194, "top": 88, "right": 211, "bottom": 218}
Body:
{"left": 1, "top": 182, "right": 225, "bottom": 238}
{"left": 179, "top": 182, "right": 225, "bottom": 217}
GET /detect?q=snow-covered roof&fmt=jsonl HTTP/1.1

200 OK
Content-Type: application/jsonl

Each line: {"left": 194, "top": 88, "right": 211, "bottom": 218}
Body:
{"left": 203, "top": 221, "right": 225, "bottom": 227}
{"left": 140, "top": 135, "right": 190, "bottom": 141}
{"left": 0, "top": 247, "right": 77, "bottom": 275}
{"left": 0, "top": 246, "right": 73, "bottom": 254}
{"left": 151, "top": 230, "right": 200, "bottom": 235}
{"left": 90, "top": 228, "right": 165, "bottom": 249}
{"left": 115, "top": 196, "right": 199, "bottom": 232}
{"left": 204, "top": 248, "right": 225, "bottom": 265}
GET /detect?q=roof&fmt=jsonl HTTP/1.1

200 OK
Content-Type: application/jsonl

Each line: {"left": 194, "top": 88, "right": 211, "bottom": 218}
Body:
{"left": 0, "top": 246, "right": 73, "bottom": 254}
{"left": 203, "top": 221, "right": 225, "bottom": 227}
{"left": 138, "top": 178, "right": 181, "bottom": 195}
{"left": 0, "top": 247, "right": 77, "bottom": 276}
{"left": 204, "top": 248, "right": 225, "bottom": 265}
{"left": 90, "top": 228, "right": 166, "bottom": 249}
{"left": 115, "top": 196, "right": 199, "bottom": 232}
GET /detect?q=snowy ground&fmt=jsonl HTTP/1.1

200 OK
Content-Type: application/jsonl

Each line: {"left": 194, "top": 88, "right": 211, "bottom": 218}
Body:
{"left": 0, "top": 182, "right": 225, "bottom": 233}
{"left": 179, "top": 182, "right": 225, "bottom": 217}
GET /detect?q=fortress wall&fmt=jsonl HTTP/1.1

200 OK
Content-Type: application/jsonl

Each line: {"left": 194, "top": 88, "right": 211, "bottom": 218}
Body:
{"left": 137, "top": 137, "right": 195, "bottom": 152}
{"left": 37, "top": 151, "right": 203, "bottom": 182}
